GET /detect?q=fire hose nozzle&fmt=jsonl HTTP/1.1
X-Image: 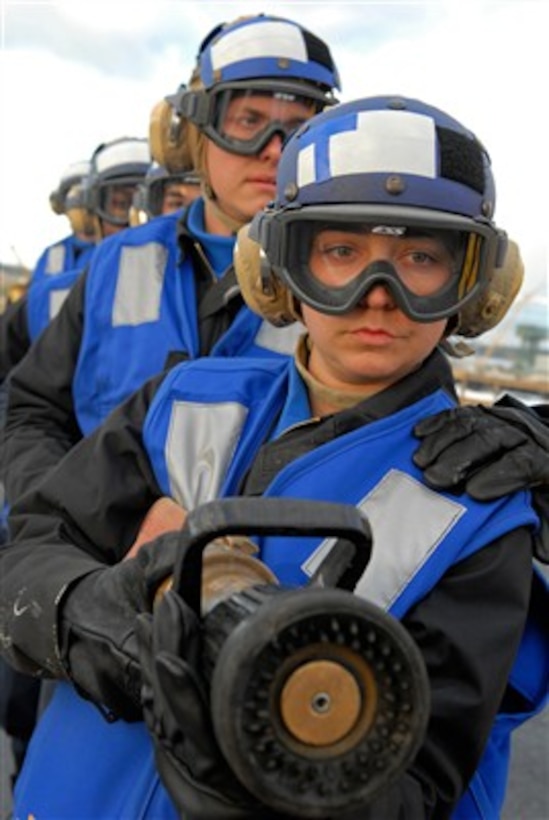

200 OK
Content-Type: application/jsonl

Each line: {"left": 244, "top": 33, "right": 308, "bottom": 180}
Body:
{"left": 171, "top": 497, "right": 430, "bottom": 817}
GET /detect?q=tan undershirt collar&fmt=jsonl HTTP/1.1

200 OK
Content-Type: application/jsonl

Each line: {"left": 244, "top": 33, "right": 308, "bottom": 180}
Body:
{"left": 293, "top": 334, "right": 376, "bottom": 414}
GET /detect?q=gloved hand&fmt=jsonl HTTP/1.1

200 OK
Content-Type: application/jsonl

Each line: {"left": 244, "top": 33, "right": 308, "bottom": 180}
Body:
{"left": 413, "top": 395, "right": 549, "bottom": 496}
{"left": 59, "top": 532, "right": 179, "bottom": 721}
{"left": 136, "top": 589, "right": 287, "bottom": 820}
{"left": 413, "top": 395, "right": 549, "bottom": 562}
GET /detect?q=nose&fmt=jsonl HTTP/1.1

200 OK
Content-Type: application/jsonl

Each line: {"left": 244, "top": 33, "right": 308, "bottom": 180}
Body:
{"left": 258, "top": 131, "right": 285, "bottom": 161}
{"left": 358, "top": 281, "right": 396, "bottom": 309}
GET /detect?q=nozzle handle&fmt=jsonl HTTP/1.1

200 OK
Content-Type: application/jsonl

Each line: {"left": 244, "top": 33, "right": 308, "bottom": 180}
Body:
{"left": 173, "top": 497, "right": 372, "bottom": 615}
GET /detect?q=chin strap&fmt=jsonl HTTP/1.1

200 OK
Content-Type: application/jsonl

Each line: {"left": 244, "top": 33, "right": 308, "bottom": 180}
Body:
{"left": 439, "top": 337, "right": 475, "bottom": 358}
{"left": 203, "top": 181, "right": 246, "bottom": 236}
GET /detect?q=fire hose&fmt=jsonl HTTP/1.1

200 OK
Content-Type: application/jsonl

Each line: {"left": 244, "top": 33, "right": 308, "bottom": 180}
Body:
{"left": 161, "top": 496, "right": 430, "bottom": 817}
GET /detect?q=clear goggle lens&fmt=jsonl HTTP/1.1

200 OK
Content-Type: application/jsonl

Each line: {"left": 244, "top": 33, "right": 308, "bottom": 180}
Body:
{"left": 98, "top": 181, "right": 140, "bottom": 225}
{"left": 206, "top": 88, "right": 318, "bottom": 156}
{"left": 278, "top": 220, "right": 489, "bottom": 322}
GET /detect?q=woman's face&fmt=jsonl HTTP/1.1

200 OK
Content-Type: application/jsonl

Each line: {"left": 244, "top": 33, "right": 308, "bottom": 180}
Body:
{"left": 203, "top": 93, "right": 314, "bottom": 234}
{"left": 302, "top": 228, "right": 451, "bottom": 395}
{"left": 161, "top": 181, "right": 201, "bottom": 214}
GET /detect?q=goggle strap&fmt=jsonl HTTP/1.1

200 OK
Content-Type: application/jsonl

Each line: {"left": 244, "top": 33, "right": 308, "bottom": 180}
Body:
{"left": 459, "top": 234, "right": 482, "bottom": 299}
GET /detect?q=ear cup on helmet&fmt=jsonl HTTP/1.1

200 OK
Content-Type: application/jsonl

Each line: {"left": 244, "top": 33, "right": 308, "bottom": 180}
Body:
{"left": 234, "top": 224, "right": 298, "bottom": 327}
{"left": 455, "top": 239, "right": 524, "bottom": 338}
{"left": 50, "top": 160, "right": 92, "bottom": 217}
{"left": 149, "top": 98, "right": 194, "bottom": 174}
{"left": 49, "top": 191, "right": 65, "bottom": 215}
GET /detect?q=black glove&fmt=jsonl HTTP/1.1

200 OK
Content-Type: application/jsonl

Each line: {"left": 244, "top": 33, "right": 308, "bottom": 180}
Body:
{"left": 136, "top": 590, "right": 287, "bottom": 820}
{"left": 413, "top": 395, "right": 549, "bottom": 497}
{"left": 59, "top": 532, "right": 178, "bottom": 721}
{"left": 413, "top": 396, "right": 549, "bottom": 562}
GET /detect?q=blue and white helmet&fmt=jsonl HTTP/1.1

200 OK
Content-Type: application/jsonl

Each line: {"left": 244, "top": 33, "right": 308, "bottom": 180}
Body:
{"left": 49, "top": 160, "right": 91, "bottom": 215}
{"left": 196, "top": 14, "right": 340, "bottom": 100}
{"left": 84, "top": 137, "right": 151, "bottom": 227}
{"left": 173, "top": 14, "right": 341, "bottom": 158}
{"left": 248, "top": 95, "right": 514, "bottom": 331}
{"left": 130, "top": 162, "right": 201, "bottom": 223}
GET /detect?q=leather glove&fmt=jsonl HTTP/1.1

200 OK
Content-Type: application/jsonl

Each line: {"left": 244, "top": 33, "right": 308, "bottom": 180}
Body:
{"left": 59, "top": 532, "right": 179, "bottom": 721}
{"left": 413, "top": 395, "right": 549, "bottom": 562}
{"left": 136, "top": 590, "right": 287, "bottom": 820}
{"left": 413, "top": 394, "right": 549, "bottom": 496}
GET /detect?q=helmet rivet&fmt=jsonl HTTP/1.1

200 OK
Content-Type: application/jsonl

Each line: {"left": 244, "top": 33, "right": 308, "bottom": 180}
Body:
{"left": 385, "top": 175, "right": 406, "bottom": 195}
{"left": 481, "top": 200, "right": 494, "bottom": 218}
{"left": 388, "top": 97, "right": 407, "bottom": 110}
{"left": 284, "top": 182, "right": 299, "bottom": 201}
{"left": 278, "top": 58, "right": 290, "bottom": 70}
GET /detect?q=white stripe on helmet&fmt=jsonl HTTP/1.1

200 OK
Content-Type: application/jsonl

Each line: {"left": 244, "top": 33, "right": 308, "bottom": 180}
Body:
{"left": 298, "top": 110, "right": 437, "bottom": 187}
{"left": 210, "top": 20, "right": 308, "bottom": 70}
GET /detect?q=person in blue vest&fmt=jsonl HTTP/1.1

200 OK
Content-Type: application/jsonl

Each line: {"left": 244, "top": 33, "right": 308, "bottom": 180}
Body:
{"left": 0, "top": 162, "right": 94, "bottom": 380}
{"left": 0, "top": 136, "right": 150, "bottom": 379}
{"left": 0, "top": 12, "right": 342, "bottom": 510}
{"left": 24, "top": 157, "right": 198, "bottom": 349}
{"left": 29, "top": 159, "right": 97, "bottom": 289}
{"left": 0, "top": 15, "right": 341, "bottom": 806}
{"left": 129, "top": 161, "right": 201, "bottom": 227}
{"left": 0, "top": 135, "right": 150, "bottom": 789}
{"left": 0, "top": 158, "right": 99, "bottom": 784}
{"left": 2, "top": 94, "right": 547, "bottom": 820}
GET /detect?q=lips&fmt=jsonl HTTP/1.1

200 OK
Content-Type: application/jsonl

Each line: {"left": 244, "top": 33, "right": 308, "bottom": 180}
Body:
{"left": 356, "top": 326, "right": 395, "bottom": 337}
{"left": 351, "top": 327, "right": 397, "bottom": 344}
{"left": 247, "top": 175, "right": 276, "bottom": 186}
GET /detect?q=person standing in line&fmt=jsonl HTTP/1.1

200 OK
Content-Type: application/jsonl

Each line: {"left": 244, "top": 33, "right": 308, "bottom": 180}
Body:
{"left": 0, "top": 136, "right": 150, "bottom": 380}
{"left": 1, "top": 13, "right": 342, "bottom": 507}
{"left": 30, "top": 158, "right": 97, "bottom": 289}
{"left": 0, "top": 135, "right": 150, "bottom": 789}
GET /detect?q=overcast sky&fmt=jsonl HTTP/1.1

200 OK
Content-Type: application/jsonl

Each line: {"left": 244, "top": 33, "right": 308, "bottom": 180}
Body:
{"left": 1, "top": 0, "right": 547, "bottom": 307}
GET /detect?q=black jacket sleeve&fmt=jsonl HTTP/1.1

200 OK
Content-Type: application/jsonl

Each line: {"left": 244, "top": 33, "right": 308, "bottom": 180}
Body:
{"left": 400, "top": 529, "right": 533, "bottom": 817}
{"left": 0, "top": 296, "right": 31, "bottom": 381}
{"left": 0, "top": 371, "right": 167, "bottom": 677}
{"left": 1, "top": 272, "right": 87, "bottom": 504}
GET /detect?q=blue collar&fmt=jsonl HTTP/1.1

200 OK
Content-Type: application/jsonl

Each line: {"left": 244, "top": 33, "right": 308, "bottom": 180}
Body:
{"left": 270, "top": 361, "right": 311, "bottom": 440}
{"left": 186, "top": 198, "right": 234, "bottom": 278}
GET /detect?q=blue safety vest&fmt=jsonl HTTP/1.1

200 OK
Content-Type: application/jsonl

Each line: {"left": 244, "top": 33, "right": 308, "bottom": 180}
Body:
{"left": 14, "top": 358, "right": 548, "bottom": 820}
{"left": 30, "top": 234, "right": 95, "bottom": 289}
{"left": 71, "top": 200, "right": 302, "bottom": 435}
{"left": 27, "top": 266, "right": 86, "bottom": 342}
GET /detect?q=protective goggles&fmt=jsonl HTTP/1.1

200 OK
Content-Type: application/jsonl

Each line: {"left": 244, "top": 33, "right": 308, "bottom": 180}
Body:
{"left": 255, "top": 206, "right": 506, "bottom": 322}
{"left": 97, "top": 179, "right": 141, "bottom": 226}
{"left": 177, "top": 81, "right": 320, "bottom": 156}
{"left": 148, "top": 173, "right": 201, "bottom": 217}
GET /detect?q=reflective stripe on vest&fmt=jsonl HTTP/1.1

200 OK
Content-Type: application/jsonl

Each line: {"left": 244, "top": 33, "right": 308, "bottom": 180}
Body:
{"left": 303, "top": 468, "right": 465, "bottom": 611}
{"left": 112, "top": 242, "right": 168, "bottom": 327}
{"left": 166, "top": 399, "right": 249, "bottom": 506}
{"left": 27, "top": 267, "right": 82, "bottom": 341}
{"left": 49, "top": 287, "right": 71, "bottom": 321}
{"left": 45, "top": 243, "right": 66, "bottom": 274}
